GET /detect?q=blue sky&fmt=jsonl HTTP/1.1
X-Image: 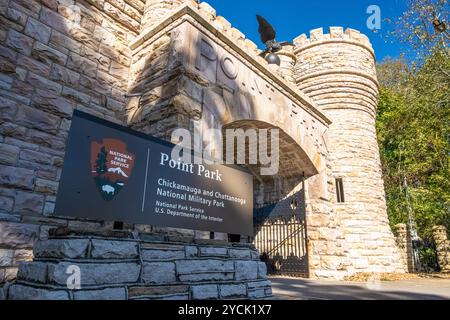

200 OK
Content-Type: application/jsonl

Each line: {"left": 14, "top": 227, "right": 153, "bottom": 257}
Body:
{"left": 206, "top": 0, "right": 409, "bottom": 62}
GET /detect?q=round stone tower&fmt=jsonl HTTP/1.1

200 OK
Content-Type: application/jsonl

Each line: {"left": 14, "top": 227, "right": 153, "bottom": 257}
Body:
{"left": 293, "top": 27, "right": 405, "bottom": 274}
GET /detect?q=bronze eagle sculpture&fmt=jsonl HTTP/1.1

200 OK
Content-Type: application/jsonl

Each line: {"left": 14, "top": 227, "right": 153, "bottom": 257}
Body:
{"left": 256, "top": 15, "right": 288, "bottom": 53}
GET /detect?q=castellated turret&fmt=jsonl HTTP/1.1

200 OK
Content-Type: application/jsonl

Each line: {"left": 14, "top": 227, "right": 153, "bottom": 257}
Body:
{"left": 141, "top": 0, "right": 199, "bottom": 30}
{"left": 293, "top": 27, "right": 405, "bottom": 274}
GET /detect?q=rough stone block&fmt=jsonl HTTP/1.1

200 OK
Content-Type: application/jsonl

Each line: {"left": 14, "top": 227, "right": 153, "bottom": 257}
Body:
{"left": 157, "top": 294, "right": 189, "bottom": 300}
{"left": 32, "top": 42, "right": 68, "bottom": 66}
{"left": 176, "top": 259, "right": 234, "bottom": 274}
{"left": 4, "top": 267, "right": 18, "bottom": 281}
{"left": 0, "top": 143, "right": 20, "bottom": 165}
{"left": 220, "top": 284, "right": 247, "bottom": 298}
{"left": 12, "top": 249, "right": 33, "bottom": 264}
{"left": 47, "top": 262, "right": 141, "bottom": 286}
{"left": 0, "top": 165, "right": 35, "bottom": 190}
{"left": 26, "top": 129, "right": 65, "bottom": 150}
{"left": 67, "top": 52, "right": 97, "bottom": 77}
{"left": 27, "top": 72, "right": 62, "bottom": 95}
{"left": 33, "top": 239, "right": 89, "bottom": 259}
{"left": 50, "top": 64, "right": 80, "bottom": 87}
{"left": 73, "top": 287, "right": 126, "bottom": 300}
{"left": 229, "top": 248, "right": 251, "bottom": 259}
{"left": 235, "top": 261, "right": 258, "bottom": 280}
{"left": 61, "top": 86, "right": 90, "bottom": 105}
{"left": 248, "top": 288, "right": 266, "bottom": 299}
{"left": 0, "top": 195, "right": 14, "bottom": 212}
{"left": 8, "top": 284, "right": 69, "bottom": 300}
{"left": 199, "top": 246, "right": 228, "bottom": 257}
{"left": 179, "top": 272, "right": 234, "bottom": 282}
{"left": 141, "top": 262, "right": 176, "bottom": 284}
{"left": 0, "top": 213, "right": 21, "bottom": 223}
{"left": 0, "top": 249, "right": 14, "bottom": 267}
{"left": 0, "top": 96, "right": 18, "bottom": 123}
{"left": 17, "top": 261, "right": 48, "bottom": 283}
{"left": 13, "top": 192, "right": 44, "bottom": 214}
{"left": 0, "top": 222, "right": 39, "bottom": 248}
{"left": 250, "top": 250, "right": 260, "bottom": 260}
{"left": 15, "top": 104, "right": 61, "bottom": 133}
{"left": 0, "top": 123, "right": 27, "bottom": 139}
{"left": 90, "top": 240, "right": 139, "bottom": 259}
{"left": 19, "top": 149, "right": 53, "bottom": 165}
{"left": 6, "top": 29, "right": 33, "bottom": 55}
{"left": 17, "top": 54, "right": 51, "bottom": 77}
{"left": 141, "top": 249, "right": 185, "bottom": 261}
{"left": 191, "top": 284, "right": 218, "bottom": 300}
{"left": 39, "top": 7, "right": 70, "bottom": 34}
{"left": 257, "top": 261, "right": 268, "bottom": 279}
{"left": 185, "top": 245, "right": 198, "bottom": 257}
{"left": 247, "top": 280, "right": 272, "bottom": 290}
{"left": 128, "top": 285, "right": 189, "bottom": 298}
{"left": 25, "top": 17, "right": 51, "bottom": 43}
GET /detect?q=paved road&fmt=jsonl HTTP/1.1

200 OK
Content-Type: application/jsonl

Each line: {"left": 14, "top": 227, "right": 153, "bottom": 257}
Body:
{"left": 270, "top": 276, "right": 450, "bottom": 300}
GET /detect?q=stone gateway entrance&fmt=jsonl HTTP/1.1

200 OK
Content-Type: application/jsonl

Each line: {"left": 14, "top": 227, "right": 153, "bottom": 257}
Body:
{"left": 0, "top": 0, "right": 407, "bottom": 299}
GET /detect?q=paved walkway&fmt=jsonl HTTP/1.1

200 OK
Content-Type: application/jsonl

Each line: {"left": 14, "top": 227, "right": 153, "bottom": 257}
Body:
{"left": 270, "top": 276, "right": 450, "bottom": 300}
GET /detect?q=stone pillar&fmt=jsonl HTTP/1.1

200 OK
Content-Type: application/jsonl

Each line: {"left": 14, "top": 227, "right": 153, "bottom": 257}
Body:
{"left": 395, "top": 223, "right": 415, "bottom": 272}
{"left": 432, "top": 226, "right": 450, "bottom": 273}
{"left": 141, "top": 0, "right": 198, "bottom": 31}
{"left": 293, "top": 27, "right": 405, "bottom": 274}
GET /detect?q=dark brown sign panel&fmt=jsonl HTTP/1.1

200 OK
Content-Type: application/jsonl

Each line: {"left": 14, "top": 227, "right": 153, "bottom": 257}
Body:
{"left": 54, "top": 111, "right": 254, "bottom": 235}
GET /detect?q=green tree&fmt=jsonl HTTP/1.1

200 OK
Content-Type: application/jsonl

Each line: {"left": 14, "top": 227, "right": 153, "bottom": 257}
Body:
{"left": 376, "top": 49, "right": 450, "bottom": 240}
{"left": 388, "top": 0, "right": 449, "bottom": 58}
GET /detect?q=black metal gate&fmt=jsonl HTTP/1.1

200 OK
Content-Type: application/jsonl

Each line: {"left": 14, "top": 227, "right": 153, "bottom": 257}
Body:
{"left": 253, "top": 187, "right": 309, "bottom": 278}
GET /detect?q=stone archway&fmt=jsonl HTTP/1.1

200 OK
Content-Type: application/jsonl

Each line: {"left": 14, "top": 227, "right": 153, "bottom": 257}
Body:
{"left": 221, "top": 119, "right": 312, "bottom": 277}
{"left": 221, "top": 119, "right": 317, "bottom": 204}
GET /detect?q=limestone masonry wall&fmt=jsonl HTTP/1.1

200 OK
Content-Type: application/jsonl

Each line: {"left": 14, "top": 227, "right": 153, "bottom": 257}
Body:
{"left": 0, "top": 0, "right": 143, "bottom": 284}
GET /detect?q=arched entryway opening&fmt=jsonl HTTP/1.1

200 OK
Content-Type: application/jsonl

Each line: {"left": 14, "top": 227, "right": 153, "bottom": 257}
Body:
{"left": 222, "top": 120, "right": 318, "bottom": 277}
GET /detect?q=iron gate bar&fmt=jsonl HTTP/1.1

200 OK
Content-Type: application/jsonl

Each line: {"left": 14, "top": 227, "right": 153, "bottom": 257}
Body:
{"left": 253, "top": 178, "right": 309, "bottom": 277}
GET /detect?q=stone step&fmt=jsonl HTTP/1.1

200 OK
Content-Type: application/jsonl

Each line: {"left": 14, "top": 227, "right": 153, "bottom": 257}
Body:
{"left": 34, "top": 238, "right": 260, "bottom": 261}
{"left": 6, "top": 279, "right": 273, "bottom": 300}
{"left": 7, "top": 236, "right": 272, "bottom": 300}
{"left": 48, "top": 227, "right": 134, "bottom": 239}
{"left": 16, "top": 259, "right": 268, "bottom": 287}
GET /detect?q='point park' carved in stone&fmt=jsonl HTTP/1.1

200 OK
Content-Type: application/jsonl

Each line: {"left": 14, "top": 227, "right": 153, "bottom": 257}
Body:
{"left": 0, "top": 0, "right": 406, "bottom": 299}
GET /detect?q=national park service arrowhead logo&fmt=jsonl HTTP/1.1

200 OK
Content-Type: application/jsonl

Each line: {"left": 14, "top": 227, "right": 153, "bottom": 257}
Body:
{"left": 90, "top": 138, "right": 135, "bottom": 201}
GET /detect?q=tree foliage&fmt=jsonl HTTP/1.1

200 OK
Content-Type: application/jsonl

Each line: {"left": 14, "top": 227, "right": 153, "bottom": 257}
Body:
{"left": 388, "top": 0, "right": 449, "bottom": 58}
{"left": 376, "top": 49, "right": 450, "bottom": 240}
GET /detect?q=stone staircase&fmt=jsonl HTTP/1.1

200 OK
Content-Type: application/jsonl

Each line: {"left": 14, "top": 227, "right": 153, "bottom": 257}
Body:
{"left": 2, "top": 228, "right": 272, "bottom": 300}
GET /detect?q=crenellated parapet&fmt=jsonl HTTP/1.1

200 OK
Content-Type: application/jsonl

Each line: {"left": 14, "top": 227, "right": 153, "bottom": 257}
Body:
{"left": 293, "top": 27, "right": 379, "bottom": 118}
{"left": 134, "top": 2, "right": 305, "bottom": 86}
{"left": 294, "top": 27, "right": 374, "bottom": 53}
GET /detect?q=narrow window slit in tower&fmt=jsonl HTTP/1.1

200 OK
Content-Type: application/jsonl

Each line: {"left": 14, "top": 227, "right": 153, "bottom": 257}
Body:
{"left": 336, "top": 178, "right": 345, "bottom": 203}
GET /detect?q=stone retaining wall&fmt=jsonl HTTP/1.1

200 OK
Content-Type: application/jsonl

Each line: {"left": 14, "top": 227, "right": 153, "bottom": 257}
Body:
{"left": 2, "top": 230, "right": 272, "bottom": 300}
